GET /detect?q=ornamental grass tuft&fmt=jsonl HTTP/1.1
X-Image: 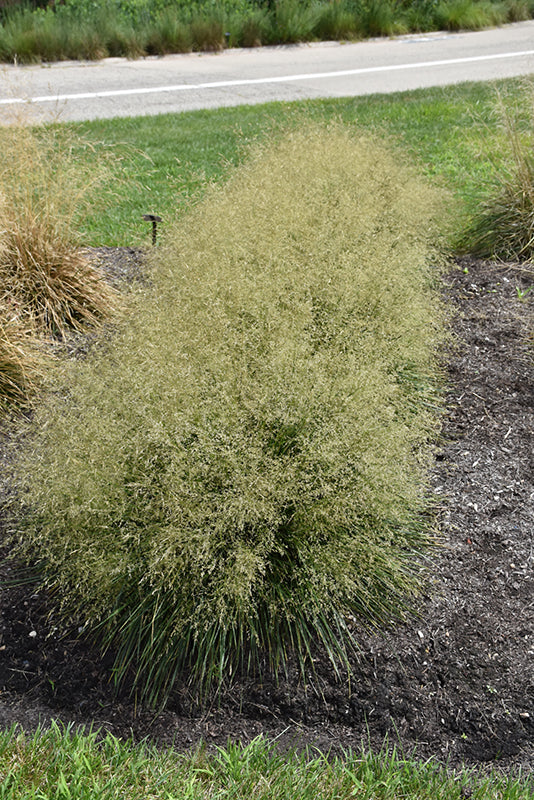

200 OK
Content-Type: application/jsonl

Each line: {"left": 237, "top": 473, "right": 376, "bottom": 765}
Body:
{"left": 0, "top": 123, "right": 118, "bottom": 411}
{"left": 459, "top": 83, "right": 534, "bottom": 261}
{"left": 0, "top": 124, "right": 118, "bottom": 338}
{"left": 11, "top": 123, "right": 447, "bottom": 705}
{"left": 0, "top": 311, "right": 42, "bottom": 412}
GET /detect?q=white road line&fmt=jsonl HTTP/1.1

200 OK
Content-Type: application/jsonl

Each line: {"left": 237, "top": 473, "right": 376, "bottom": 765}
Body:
{"left": 2, "top": 49, "right": 534, "bottom": 105}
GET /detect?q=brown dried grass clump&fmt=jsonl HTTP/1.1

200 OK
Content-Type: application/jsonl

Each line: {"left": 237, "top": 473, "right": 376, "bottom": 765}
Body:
{"left": 0, "top": 125, "right": 117, "bottom": 338}
{"left": 0, "top": 206, "right": 117, "bottom": 335}
{"left": 0, "top": 307, "right": 42, "bottom": 411}
{"left": 0, "top": 123, "right": 118, "bottom": 410}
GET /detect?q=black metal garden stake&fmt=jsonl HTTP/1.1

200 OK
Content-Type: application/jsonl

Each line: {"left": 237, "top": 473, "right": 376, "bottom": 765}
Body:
{"left": 142, "top": 214, "right": 162, "bottom": 245}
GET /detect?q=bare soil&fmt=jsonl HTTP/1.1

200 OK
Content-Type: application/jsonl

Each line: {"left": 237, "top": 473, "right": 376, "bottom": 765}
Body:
{"left": 0, "top": 253, "right": 532, "bottom": 772}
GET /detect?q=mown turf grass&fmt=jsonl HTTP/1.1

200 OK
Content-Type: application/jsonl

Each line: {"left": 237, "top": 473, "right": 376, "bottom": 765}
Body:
{"left": 0, "top": 723, "right": 534, "bottom": 800}
{"left": 11, "top": 122, "right": 447, "bottom": 704}
{"left": 72, "top": 78, "right": 530, "bottom": 249}
{"left": 1, "top": 722, "right": 532, "bottom": 800}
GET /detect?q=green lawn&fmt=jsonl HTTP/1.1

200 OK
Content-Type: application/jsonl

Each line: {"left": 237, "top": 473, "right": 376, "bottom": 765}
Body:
{"left": 1, "top": 722, "right": 532, "bottom": 800}
{"left": 74, "top": 77, "right": 529, "bottom": 248}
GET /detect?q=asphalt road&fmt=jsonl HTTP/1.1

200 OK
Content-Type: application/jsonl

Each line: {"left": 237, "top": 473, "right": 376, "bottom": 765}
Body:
{"left": 1, "top": 20, "right": 534, "bottom": 123}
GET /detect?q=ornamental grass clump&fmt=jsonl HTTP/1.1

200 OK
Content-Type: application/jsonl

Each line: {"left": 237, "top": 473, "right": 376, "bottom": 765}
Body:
{"left": 459, "top": 84, "right": 534, "bottom": 261}
{"left": 0, "top": 125, "right": 118, "bottom": 338}
{"left": 0, "top": 311, "right": 42, "bottom": 412}
{"left": 0, "top": 124, "right": 117, "bottom": 411}
{"left": 12, "top": 123, "right": 447, "bottom": 705}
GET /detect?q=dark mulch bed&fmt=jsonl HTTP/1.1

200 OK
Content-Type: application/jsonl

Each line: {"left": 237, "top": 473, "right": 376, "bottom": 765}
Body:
{"left": 0, "top": 253, "right": 533, "bottom": 772}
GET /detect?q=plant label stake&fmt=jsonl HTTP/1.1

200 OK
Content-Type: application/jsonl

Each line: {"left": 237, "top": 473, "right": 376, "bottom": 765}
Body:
{"left": 143, "top": 214, "right": 162, "bottom": 245}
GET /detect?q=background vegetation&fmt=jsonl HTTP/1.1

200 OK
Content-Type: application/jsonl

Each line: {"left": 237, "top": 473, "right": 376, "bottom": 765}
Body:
{"left": 0, "top": 0, "right": 533, "bottom": 63}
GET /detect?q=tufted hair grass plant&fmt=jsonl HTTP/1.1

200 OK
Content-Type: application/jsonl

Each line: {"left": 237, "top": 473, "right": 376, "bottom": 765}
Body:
{"left": 434, "top": 0, "right": 506, "bottom": 31}
{"left": 313, "top": 0, "right": 361, "bottom": 41}
{"left": 357, "top": 0, "right": 406, "bottom": 37}
{"left": 0, "top": 123, "right": 118, "bottom": 338}
{"left": 273, "top": 0, "right": 322, "bottom": 43}
{"left": 146, "top": 8, "right": 192, "bottom": 54}
{"left": 11, "top": 122, "right": 448, "bottom": 706}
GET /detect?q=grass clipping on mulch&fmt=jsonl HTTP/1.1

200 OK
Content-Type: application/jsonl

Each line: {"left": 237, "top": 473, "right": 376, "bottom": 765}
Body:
{"left": 10, "top": 123, "right": 448, "bottom": 706}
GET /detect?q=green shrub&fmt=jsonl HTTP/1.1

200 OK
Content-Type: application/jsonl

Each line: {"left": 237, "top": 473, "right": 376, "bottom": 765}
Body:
{"left": 91, "top": 5, "right": 147, "bottom": 58}
{"left": 190, "top": 14, "right": 224, "bottom": 51}
{"left": 357, "top": 0, "right": 407, "bottom": 37}
{"left": 314, "top": 0, "right": 360, "bottom": 40}
{"left": 0, "top": 5, "right": 42, "bottom": 63}
{"left": 146, "top": 9, "right": 192, "bottom": 55}
{"left": 400, "top": 0, "right": 441, "bottom": 31}
{"left": 274, "top": 0, "right": 322, "bottom": 43}
{"left": 11, "top": 123, "right": 447, "bottom": 705}
{"left": 1, "top": 0, "right": 533, "bottom": 63}
{"left": 230, "top": 7, "right": 273, "bottom": 47}
{"left": 503, "top": 0, "right": 534, "bottom": 22}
